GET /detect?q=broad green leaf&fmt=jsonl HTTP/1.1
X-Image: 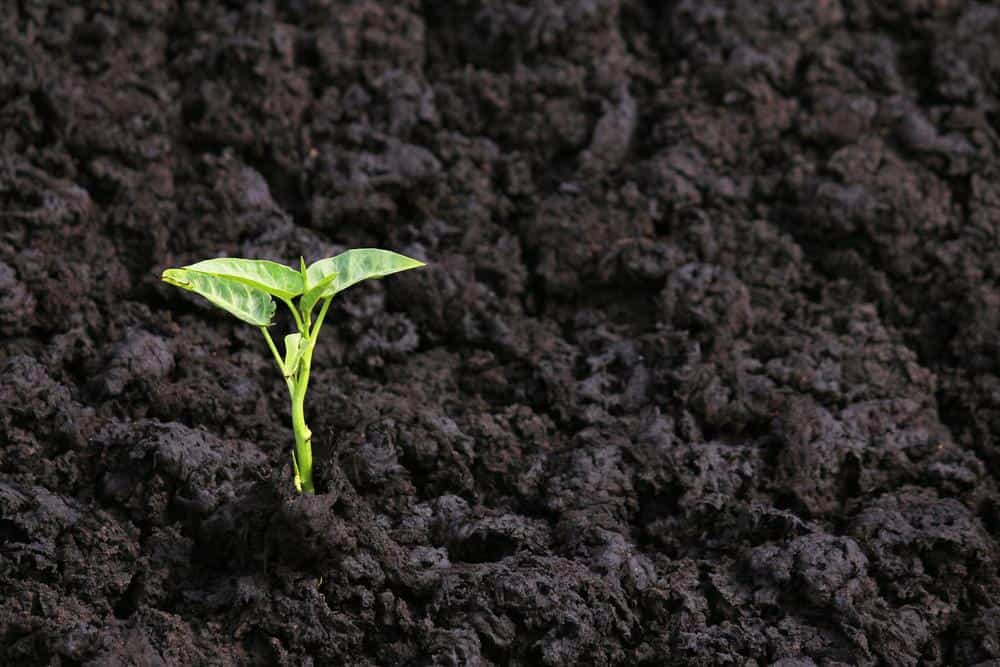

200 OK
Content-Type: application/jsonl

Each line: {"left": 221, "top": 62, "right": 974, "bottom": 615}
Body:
{"left": 298, "top": 270, "right": 340, "bottom": 319}
{"left": 184, "top": 258, "right": 304, "bottom": 300}
{"left": 162, "top": 268, "right": 275, "bottom": 326}
{"left": 306, "top": 249, "right": 425, "bottom": 300}
{"left": 283, "top": 333, "right": 304, "bottom": 376}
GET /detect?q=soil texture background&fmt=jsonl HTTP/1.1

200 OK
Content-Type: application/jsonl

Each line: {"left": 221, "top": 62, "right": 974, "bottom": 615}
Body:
{"left": 3, "top": 1, "right": 1000, "bottom": 665}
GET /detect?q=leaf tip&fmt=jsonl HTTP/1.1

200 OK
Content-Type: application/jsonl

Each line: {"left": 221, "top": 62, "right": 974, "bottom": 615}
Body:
{"left": 400, "top": 255, "right": 427, "bottom": 270}
{"left": 161, "top": 268, "right": 191, "bottom": 289}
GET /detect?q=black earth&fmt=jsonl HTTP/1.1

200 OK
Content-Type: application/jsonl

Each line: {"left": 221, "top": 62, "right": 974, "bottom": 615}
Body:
{"left": 2, "top": 2, "right": 1000, "bottom": 665}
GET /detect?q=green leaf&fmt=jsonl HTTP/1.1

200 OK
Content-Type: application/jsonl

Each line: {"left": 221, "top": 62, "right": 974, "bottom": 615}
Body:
{"left": 298, "top": 271, "right": 340, "bottom": 320}
{"left": 183, "top": 258, "right": 304, "bottom": 300}
{"left": 306, "top": 249, "right": 425, "bottom": 300}
{"left": 162, "top": 268, "right": 275, "bottom": 326}
{"left": 283, "top": 333, "right": 304, "bottom": 376}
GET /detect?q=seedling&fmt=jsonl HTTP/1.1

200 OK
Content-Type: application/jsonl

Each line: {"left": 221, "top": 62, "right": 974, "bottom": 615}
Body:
{"left": 162, "top": 249, "right": 425, "bottom": 494}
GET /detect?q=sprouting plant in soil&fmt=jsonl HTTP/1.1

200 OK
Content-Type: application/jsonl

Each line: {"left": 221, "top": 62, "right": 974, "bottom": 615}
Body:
{"left": 162, "top": 249, "right": 425, "bottom": 494}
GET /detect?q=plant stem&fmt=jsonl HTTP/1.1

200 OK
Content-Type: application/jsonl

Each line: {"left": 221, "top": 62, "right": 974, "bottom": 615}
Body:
{"left": 290, "top": 365, "right": 315, "bottom": 494}
{"left": 293, "top": 331, "right": 319, "bottom": 495}
{"left": 289, "top": 298, "right": 333, "bottom": 494}
{"left": 311, "top": 297, "right": 332, "bottom": 340}
{"left": 282, "top": 297, "right": 305, "bottom": 332}
{"left": 261, "top": 327, "right": 293, "bottom": 394}
{"left": 270, "top": 296, "right": 333, "bottom": 495}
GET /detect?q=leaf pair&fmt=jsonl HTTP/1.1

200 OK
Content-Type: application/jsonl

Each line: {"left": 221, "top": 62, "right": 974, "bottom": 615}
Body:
{"left": 162, "top": 249, "right": 426, "bottom": 326}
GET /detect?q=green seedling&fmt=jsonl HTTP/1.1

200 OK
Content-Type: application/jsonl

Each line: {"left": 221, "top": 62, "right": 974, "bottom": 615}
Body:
{"left": 162, "top": 249, "right": 425, "bottom": 494}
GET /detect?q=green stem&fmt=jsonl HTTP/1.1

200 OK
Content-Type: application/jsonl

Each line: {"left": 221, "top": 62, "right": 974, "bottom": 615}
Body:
{"left": 311, "top": 297, "right": 332, "bottom": 340}
{"left": 260, "top": 327, "right": 283, "bottom": 370}
{"left": 265, "top": 324, "right": 311, "bottom": 491}
{"left": 266, "top": 298, "right": 332, "bottom": 495}
{"left": 291, "top": 364, "right": 314, "bottom": 494}
{"left": 282, "top": 297, "right": 306, "bottom": 333}
{"left": 260, "top": 327, "right": 293, "bottom": 394}
{"left": 289, "top": 297, "right": 332, "bottom": 494}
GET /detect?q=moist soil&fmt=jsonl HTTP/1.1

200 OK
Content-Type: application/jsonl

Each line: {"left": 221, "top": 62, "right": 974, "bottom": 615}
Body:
{"left": 2, "top": 2, "right": 1000, "bottom": 665}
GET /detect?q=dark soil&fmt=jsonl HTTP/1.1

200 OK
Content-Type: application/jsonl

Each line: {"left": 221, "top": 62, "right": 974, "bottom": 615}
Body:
{"left": 2, "top": 1, "right": 1000, "bottom": 665}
